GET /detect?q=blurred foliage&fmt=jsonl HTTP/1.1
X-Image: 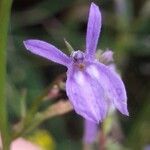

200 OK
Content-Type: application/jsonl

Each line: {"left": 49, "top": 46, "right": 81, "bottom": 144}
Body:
{"left": 6, "top": 0, "right": 150, "bottom": 149}
{"left": 27, "top": 129, "right": 55, "bottom": 150}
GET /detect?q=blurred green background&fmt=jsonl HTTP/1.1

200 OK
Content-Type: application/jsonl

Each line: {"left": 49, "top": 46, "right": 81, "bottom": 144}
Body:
{"left": 6, "top": 0, "right": 150, "bottom": 149}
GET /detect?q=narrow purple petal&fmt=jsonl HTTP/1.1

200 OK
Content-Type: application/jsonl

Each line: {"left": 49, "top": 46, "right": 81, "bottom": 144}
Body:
{"left": 24, "top": 39, "right": 71, "bottom": 67}
{"left": 85, "top": 3, "right": 102, "bottom": 60}
{"left": 87, "top": 62, "right": 129, "bottom": 116}
{"left": 66, "top": 66, "right": 107, "bottom": 123}
{"left": 83, "top": 119, "right": 98, "bottom": 144}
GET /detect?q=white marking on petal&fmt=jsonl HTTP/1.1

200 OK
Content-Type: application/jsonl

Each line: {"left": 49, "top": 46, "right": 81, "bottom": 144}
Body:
{"left": 74, "top": 71, "right": 85, "bottom": 85}
{"left": 86, "top": 65, "right": 100, "bottom": 79}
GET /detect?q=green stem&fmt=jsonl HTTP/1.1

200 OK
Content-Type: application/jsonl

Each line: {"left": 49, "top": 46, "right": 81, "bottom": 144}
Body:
{"left": 0, "top": 0, "right": 12, "bottom": 150}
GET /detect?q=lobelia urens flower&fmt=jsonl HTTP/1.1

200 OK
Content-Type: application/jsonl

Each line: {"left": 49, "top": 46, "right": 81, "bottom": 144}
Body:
{"left": 23, "top": 3, "right": 129, "bottom": 123}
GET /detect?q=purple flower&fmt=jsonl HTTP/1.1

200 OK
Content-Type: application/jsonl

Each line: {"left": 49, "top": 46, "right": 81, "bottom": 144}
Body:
{"left": 23, "top": 3, "right": 128, "bottom": 123}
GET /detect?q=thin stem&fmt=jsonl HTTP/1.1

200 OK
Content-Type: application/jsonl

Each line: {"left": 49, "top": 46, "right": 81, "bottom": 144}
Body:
{"left": 12, "top": 74, "right": 66, "bottom": 138}
{"left": 0, "top": 0, "right": 12, "bottom": 149}
{"left": 13, "top": 100, "right": 73, "bottom": 139}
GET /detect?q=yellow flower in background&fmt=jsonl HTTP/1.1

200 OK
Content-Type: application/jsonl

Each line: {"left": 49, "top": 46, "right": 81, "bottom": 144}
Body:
{"left": 27, "top": 130, "right": 55, "bottom": 150}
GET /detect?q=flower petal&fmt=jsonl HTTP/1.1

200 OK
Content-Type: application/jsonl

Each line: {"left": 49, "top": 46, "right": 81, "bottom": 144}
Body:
{"left": 83, "top": 119, "right": 98, "bottom": 144}
{"left": 66, "top": 66, "right": 108, "bottom": 123}
{"left": 85, "top": 3, "right": 102, "bottom": 60}
{"left": 100, "top": 50, "right": 114, "bottom": 64}
{"left": 100, "top": 50, "right": 116, "bottom": 72}
{"left": 86, "top": 62, "right": 129, "bottom": 116}
{"left": 24, "top": 39, "right": 71, "bottom": 67}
